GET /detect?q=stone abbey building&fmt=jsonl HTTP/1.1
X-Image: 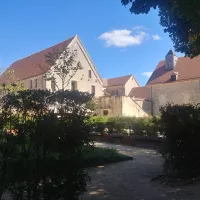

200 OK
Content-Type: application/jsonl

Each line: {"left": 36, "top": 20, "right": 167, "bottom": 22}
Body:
{"left": 1, "top": 35, "right": 200, "bottom": 117}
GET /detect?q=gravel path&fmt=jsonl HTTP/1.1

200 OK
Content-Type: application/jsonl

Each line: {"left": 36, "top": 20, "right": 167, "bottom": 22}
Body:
{"left": 82, "top": 142, "right": 200, "bottom": 200}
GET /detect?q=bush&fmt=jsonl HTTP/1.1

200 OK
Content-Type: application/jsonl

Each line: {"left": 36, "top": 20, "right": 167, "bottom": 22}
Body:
{"left": 87, "top": 116, "right": 108, "bottom": 133}
{"left": 82, "top": 146, "right": 132, "bottom": 167}
{"left": 88, "top": 116, "right": 161, "bottom": 136}
{"left": 0, "top": 90, "right": 92, "bottom": 200}
{"left": 160, "top": 103, "right": 200, "bottom": 173}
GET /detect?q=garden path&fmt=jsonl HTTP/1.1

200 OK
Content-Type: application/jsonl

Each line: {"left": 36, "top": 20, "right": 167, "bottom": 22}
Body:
{"left": 82, "top": 142, "right": 200, "bottom": 200}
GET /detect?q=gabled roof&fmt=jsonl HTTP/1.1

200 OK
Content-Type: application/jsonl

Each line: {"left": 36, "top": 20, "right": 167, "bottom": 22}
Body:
{"left": 129, "top": 86, "right": 151, "bottom": 100}
{"left": 146, "top": 56, "right": 200, "bottom": 85}
{"left": 104, "top": 75, "right": 132, "bottom": 87}
{"left": 0, "top": 36, "right": 75, "bottom": 83}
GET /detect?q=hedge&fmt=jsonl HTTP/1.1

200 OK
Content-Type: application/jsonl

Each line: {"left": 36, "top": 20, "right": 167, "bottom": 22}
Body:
{"left": 160, "top": 103, "right": 200, "bottom": 173}
{"left": 88, "top": 116, "right": 162, "bottom": 137}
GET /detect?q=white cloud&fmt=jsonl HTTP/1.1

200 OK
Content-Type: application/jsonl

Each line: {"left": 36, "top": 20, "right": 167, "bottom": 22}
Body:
{"left": 152, "top": 34, "right": 161, "bottom": 40}
{"left": 141, "top": 72, "right": 153, "bottom": 78}
{"left": 99, "top": 29, "right": 148, "bottom": 48}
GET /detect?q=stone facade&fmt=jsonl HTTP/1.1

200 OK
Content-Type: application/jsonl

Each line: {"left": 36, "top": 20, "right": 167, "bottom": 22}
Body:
{"left": 18, "top": 36, "right": 104, "bottom": 97}
{"left": 4, "top": 37, "right": 197, "bottom": 118}
{"left": 105, "top": 75, "right": 139, "bottom": 96}
{"left": 106, "top": 85, "right": 125, "bottom": 96}
{"left": 151, "top": 79, "right": 200, "bottom": 115}
{"left": 98, "top": 96, "right": 148, "bottom": 117}
{"left": 122, "top": 96, "right": 149, "bottom": 117}
{"left": 134, "top": 99, "right": 152, "bottom": 115}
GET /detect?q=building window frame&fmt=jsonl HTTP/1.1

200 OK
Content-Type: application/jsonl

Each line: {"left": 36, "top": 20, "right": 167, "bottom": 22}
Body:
{"left": 51, "top": 80, "right": 56, "bottom": 92}
{"left": 35, "top": 79, "right": 37, "bottom": 89}
{"left": 71, "top": 80, "right": 78, "bottom": 91}
{"left": 103, "top": 110, "right": 109, "bottom": 116}
{"left": 88, "top": 70, "right": 92, "bottom": 79}
{"left": 91, "top": 85, "right": 95, "bottom": 95}
{"left": 30, "top": 80, "right": 32, "bottom": 89}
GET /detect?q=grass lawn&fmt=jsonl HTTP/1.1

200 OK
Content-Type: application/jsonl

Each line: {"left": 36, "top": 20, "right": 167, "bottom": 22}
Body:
{"left": 82, "top": 146, "right": 133, "bottom": 168}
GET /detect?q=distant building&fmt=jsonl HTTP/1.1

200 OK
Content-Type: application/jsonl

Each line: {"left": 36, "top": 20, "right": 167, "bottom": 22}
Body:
{"left": 130, "top": 50, "right": 200, "bottom": 115}
{"left": 1, "top": 36, "right": 198, "bottom": 117}
{"left": 0, "top": 35, "right": 104, "bottom": 97}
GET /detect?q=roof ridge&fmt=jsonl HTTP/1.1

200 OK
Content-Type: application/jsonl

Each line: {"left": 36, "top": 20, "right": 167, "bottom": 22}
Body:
{"left": 12, "top": 36, "right": 75, "bottom": 64}
{"left": 107, "top": 74, "right": 132, "bottom": 80}
{"left": 146, "top": 55, "right": 200, "bottom": 85}
{"left": 0, "top": 36, "right": 76, "bottom": 82}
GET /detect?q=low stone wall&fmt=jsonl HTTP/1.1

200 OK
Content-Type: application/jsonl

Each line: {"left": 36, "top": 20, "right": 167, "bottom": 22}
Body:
{"left": 90, "top": 133, "right": 164, "bottom": 150}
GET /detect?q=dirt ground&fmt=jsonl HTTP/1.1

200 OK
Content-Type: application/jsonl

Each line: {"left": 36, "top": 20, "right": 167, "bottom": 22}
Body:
{"left": 82, "top": 142, "right": 200, "bottom": 200}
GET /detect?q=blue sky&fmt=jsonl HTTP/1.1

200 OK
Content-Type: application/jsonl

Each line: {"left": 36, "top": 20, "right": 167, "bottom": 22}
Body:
{"left": 0, "top": 0, "right": 183, "bottom": 86}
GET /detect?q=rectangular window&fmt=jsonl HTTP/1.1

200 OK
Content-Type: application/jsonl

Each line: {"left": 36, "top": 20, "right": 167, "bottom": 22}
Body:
{"left": 51, "top": 80, "right": 56, "bottom": 92}
{"left": 91, "top": 85, "right": 95, "bottom": 95}
{"left": 71, "top": 81, "right": 78, "bottom": 90}
{"left": 35, "top": 79, "right": 37, "bottom": 89}
{"left": 103, "top": 110, "right": 109, "bottom": 116}
{"left": 88, "top": 70, "right": 92, "bottom": 78}
{"left": 30, "top": 80, "right": 32, "bottom": 89}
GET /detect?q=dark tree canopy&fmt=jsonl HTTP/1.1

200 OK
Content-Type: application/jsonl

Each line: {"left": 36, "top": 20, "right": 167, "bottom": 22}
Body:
{"left": 121, "top": 0, "right": 200, "bottom": 58}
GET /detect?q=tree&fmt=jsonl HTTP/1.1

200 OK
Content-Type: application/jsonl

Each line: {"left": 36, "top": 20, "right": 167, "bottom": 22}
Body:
{"left": 86, "top": 98, "right": 100, "bottom": 116}
{"left": 0, "top": 90, "right": 92, "bottom": 199}
{"left": 121, "top": 0, "right": 200, "bottom": 57}
{"left": 0, "top": 69, "right": 25, "bottom": 95}
{"left": 39, "top": 48, "right": 83, "bottom": 90}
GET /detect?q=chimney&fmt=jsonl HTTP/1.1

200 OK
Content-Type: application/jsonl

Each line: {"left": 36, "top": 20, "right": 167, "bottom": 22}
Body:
{"left": 171, "top": 71, "right": 179, "bottom": 81}
{"left": 165, "top": 49, "right": 178, "bottom": 70}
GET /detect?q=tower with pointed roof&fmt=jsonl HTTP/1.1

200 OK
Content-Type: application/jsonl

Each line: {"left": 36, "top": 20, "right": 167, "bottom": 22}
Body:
{"left": 165, "top": 49, "right": 178, "bottom": 70}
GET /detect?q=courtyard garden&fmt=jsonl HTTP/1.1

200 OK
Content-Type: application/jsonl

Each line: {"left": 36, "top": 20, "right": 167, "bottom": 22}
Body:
{"left": 0, "top": 89, "right": 133, "bottom": 200}
{"left": 1, "top": 80, "right": 200, "bottom": 200}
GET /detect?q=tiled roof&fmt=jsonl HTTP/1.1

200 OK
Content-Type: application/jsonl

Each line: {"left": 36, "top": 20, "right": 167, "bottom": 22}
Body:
{"left": 101, "top": 78, "right": 108, "bottom": 87}
{"left": 0, "top": 36, "right": 75, "bottom": 83}
{"left": 106, "top": 75, "right": 132, "bottom": 87}
{"left": 129, "top": 86, "right": 151, "bottom": 100}
{"left": 146, "top": 56, "right": 200, "bottom": 85}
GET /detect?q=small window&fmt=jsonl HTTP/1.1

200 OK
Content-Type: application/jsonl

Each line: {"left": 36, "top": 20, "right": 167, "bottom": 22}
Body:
{"left": 91, "top": 85, "right": 95, "bottom": 95}
{"left": 103, "top": 110, "right": 109, "bottom": 116}
{"left": 35, "top": 79, "right": 37, "bottom": 89}
{"left": 30, "top": 80, "right": 32, "bottom": 89}
{"left": 51, "top": 80, "right": 56, "bottom": 92}
{"left": 71, "top": 81, "right": 78, "bottom": 90}
{"left": 88, "top": 70, "right": 92, "bottom": 78}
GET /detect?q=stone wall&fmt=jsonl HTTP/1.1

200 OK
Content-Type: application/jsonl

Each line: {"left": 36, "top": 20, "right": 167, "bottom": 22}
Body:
{"left": 21, "top": 36, "right": 104, "bottom": 97}
{"left": 151, "top": 79, "right": 200, "bottom": 115}
{"left": 98, "top": 96, "right": 123, "bottom": 116}
{"left": 98, "top": 96, "right": 149, "bottom": 117}
{"left": 122, "top": 96, "right": 149, "bottom": 117}
{"left": 105, "top": 85, "right": 125, "bottom": 96}
{"left": 125, "top": 76, "right": 139, "bottom": 96}
{"left": 23, "top": 75, "right": 45, "bottom": 90}
{"left": 134, "top": 99, "right": 152, "bottom": 115}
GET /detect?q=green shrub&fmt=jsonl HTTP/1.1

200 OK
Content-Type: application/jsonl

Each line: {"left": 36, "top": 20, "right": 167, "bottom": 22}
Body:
{"left": 88, "top": 116, "right": 161, "bottom": 136}
{"left": 160, "top": 103, "right": 200, "bottom": 173}
{"left": 82, "top": 146, "right": 132, "bottom": 167}
{"left": 87, "top": 116, "right": 108, "bottom": 133}
{"left": 0, "top": 90, "right": 92, "bottom": 200}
